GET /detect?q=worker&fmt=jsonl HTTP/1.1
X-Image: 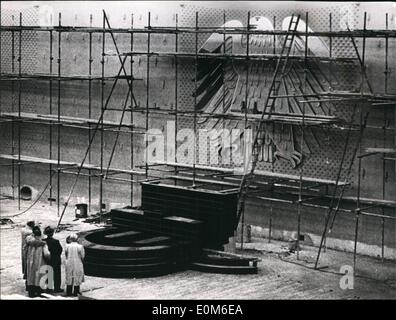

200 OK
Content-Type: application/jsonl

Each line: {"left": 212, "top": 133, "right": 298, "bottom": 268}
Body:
{"left": 21, "top": 220, "right": 35, "bottom": 289}
{"left": 65, "top": 233, "right": 85, "bottom": 297}
{"left": 26, "top": 226, "right": 46, "bottom": 297}
{"left": 44, "top": 226, "right": 63, "bottom": 293}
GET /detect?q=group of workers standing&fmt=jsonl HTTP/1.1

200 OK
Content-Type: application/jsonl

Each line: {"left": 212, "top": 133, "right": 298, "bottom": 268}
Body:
{"left": 21, "top": 221, "right": 85, "bottom": 298}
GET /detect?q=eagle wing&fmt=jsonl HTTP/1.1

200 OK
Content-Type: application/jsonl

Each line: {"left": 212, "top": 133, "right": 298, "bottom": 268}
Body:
{"left": 282, "top": 16, "right": 330, "bottom": 57}
{"left": 193, "top": 20, "right": 242, "bottom": 129}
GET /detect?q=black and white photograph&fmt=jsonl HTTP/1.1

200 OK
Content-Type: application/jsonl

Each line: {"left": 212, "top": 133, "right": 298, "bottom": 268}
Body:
{"left": 0, "top": 0, "right": 395, "bottom": 305}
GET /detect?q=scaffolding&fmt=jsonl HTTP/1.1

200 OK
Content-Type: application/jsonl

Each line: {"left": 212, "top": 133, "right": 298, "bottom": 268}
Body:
{"left": 0, "top": 9, "right": 395, "bottom": 272}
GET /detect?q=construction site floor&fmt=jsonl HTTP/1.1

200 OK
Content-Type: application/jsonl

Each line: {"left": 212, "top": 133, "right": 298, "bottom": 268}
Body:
{"left": 1, "top": 199, "right": 395, "bottom": 299}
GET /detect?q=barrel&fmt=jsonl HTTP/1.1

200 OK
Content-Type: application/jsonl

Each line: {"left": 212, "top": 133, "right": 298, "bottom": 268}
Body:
{"left": 75, "top": 203, "right": 88, "bottom": 218}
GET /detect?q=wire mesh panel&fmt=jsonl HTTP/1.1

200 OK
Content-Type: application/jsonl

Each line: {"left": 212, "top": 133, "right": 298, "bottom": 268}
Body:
{"left": 0, "top": 6, "right": 39, "bottom": 73}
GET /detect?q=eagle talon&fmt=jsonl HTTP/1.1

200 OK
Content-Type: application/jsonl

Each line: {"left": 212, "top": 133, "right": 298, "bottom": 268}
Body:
{"left": 274, "top": 151, "right": 303, "bottom": 168}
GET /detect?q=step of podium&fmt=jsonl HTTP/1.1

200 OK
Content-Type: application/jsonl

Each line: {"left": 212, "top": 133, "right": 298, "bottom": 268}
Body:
{"left": 190, "top": 262, "right": 258, "bottom": 275}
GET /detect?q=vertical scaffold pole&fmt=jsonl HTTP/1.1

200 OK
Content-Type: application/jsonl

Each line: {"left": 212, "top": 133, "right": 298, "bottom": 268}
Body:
{"left": 11, "top": 15, "right": 15, "bottom": 200}
{"left": 222, "top": 11, "right": 226, "bottom": 164}
{"left": 57, "top": 13, "right": 61, "bottom": 217}
{"left": 353, "top": 11, "right": 367, "bottom": 273}
{"left": 329, "top": 13, "right": 333, "bottom": 89}
{"left": 0, "top": 3, "right": 3, "bottom": 213}
{"left": 145, "top": 12, "right": 151, "bottom": 179}
{"left": 297, "top": 12, "right": 309, "bottom": 261}
{"left": 354, "top": 119, "right": 362, "bottom": 272}
{"left": 324, "top": 12, "right": 333, "bottom": 252}
{"left": 174, "top": 14, "right": 179, "bottom": 181}
{"left": 130, "top": 13, "right": 134, "bottom": 206}
{"left": 100, "top": 12, "right": 106, "bottom": 214}
{"left": 17, "top": 13, "right": 22, "bottom": 210}
{"left": 241, "top": 11, "right": 251, "bottom": 250}
{"left": 193, "top": 12, "right": 198, "bottom": 187}
{"left": 0, "top": 8, "right": 1, "bottom": 209}
{"left": 381, "top": 12, "right": 389, "bottom": 261}
{"left": 0, "top": 7, "right": 1, "bottom": 210}
{"left": 269, "top": 15, "right": 276, "bottom": 244}
{"left": 88, "top": 14, "right": 93, "bottom": 213}
{"left": 49, "top": 26, "right": 53, "bottom": 206}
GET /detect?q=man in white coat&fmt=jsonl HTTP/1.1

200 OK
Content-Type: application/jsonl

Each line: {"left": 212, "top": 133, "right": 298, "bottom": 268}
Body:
{"left": 26, "top": 226, "right": 46, "bottom": 297}
{"left": 65, "top": 233, "right": 85, "bottom": 296}
{"left": 21, "top": 220, "right": 35, "bottom": 287}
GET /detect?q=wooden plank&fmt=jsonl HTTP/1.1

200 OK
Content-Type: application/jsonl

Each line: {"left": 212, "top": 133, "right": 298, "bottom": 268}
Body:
{"left": 0, "top": 154, "right": 145, "bottom": 175}
{"left": 247, "top": 169, "right": 348, "bottom": 186}
{"left": 228, "top": 112, "right": 339, "bottom": 124}
{"left": 0, "top": 154, "right": 76, "bottom": 166}
{"left": 0, "top": 112, "right": 135, "bottom": 127}
{"left": 341, "top": 196, "right": 396, "bottom": 208}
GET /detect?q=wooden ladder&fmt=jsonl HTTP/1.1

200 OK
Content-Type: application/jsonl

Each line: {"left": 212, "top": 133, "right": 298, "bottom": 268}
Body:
{"left": 235, "top": 14, "right": 301, "bottom": 226}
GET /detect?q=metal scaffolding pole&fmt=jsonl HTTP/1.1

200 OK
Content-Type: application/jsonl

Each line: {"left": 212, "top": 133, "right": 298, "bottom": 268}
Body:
{"left": 88, "top": 14, "right": 93, "bottom": 213}
{"left": 222, "top": 11, "right": 226, "bottom": 164}
{"left": 240, "top": 11, "right": 251, "bottom": 250}
{"left": 193, "top": 12, "right": 198, "bottom": 187}
{"left": 354, "top": 106, "right": 363, "bottom": 272}
{"left": 17, "top": 13, "right": 22, "bottom": 210}
{"left": 268, "top": 15, "right": 277, "bottom": 244}
{"left": 353, "top": 12, "right": 368, "bottom": 272}
{"left": 329, "top": 13, "right": 333, "bottom": 89}
{"left": 56, "top": 13, "right": 61, "bottom": 217}
{"left": 100, "top": 12, "right": 106, "bottom": 214}
{"left": 49, "top": 28, "right": 54, "bottom": 206}
{"left": 381, "top": 12, "right": 389, "bottom": 261}
{"left": 384, "top": 13, "right": 389, "bottom": 95}
{"left": 11, "top": 15, "right": 15, "bottom": 200}
{"left": 130, "top": 13, "right": 134, "bottom": 207}
{"left": 174, "top": 13, "right": 179, "bottom": 182}
{"left": 1, "top": 24, "right": 396, "bottom": 38}
{"left": 145, "top": 12, "right": 151, "bottom": 179}
{"left": 296, "top": 11, "right": 309, "bottom": 261}
{"left": 0, "top": 7, "right": 1, "bottom": 210}
{"left": 324, "top": 12, "right": 333, "bottom": 251}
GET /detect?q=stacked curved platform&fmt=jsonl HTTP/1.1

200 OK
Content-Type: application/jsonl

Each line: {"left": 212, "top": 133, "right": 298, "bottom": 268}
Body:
{"left": 140, "top": 182, "right": 239, "bottom": 248}
{"left": 79, "top": 182, "right": 260, "bottom": 278}
{"left": 191, "top": 249, "right": 260, "bottom": 275}
{"left": 80, "top": 228, "right": 195, "bottom": 278}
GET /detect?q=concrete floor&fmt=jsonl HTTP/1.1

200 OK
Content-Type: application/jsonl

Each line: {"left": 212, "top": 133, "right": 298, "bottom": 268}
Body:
{"left": 1, "top": 199, "right": 395, "bottom": 300}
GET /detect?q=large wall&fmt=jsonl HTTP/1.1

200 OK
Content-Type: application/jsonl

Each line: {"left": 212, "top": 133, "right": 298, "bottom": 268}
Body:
{"left": 1, "top": 1, "right": 395, "bottom": 257}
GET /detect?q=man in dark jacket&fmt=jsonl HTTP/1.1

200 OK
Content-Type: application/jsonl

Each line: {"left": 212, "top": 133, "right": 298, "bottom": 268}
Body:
{"left": 44, "top": 226, "right": 63, "bottom": 293}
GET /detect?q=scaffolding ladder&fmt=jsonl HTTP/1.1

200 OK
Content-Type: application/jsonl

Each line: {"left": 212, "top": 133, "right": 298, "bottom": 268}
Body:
{"left": 235, "top": 15, "right": 301, "bottom": 226}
